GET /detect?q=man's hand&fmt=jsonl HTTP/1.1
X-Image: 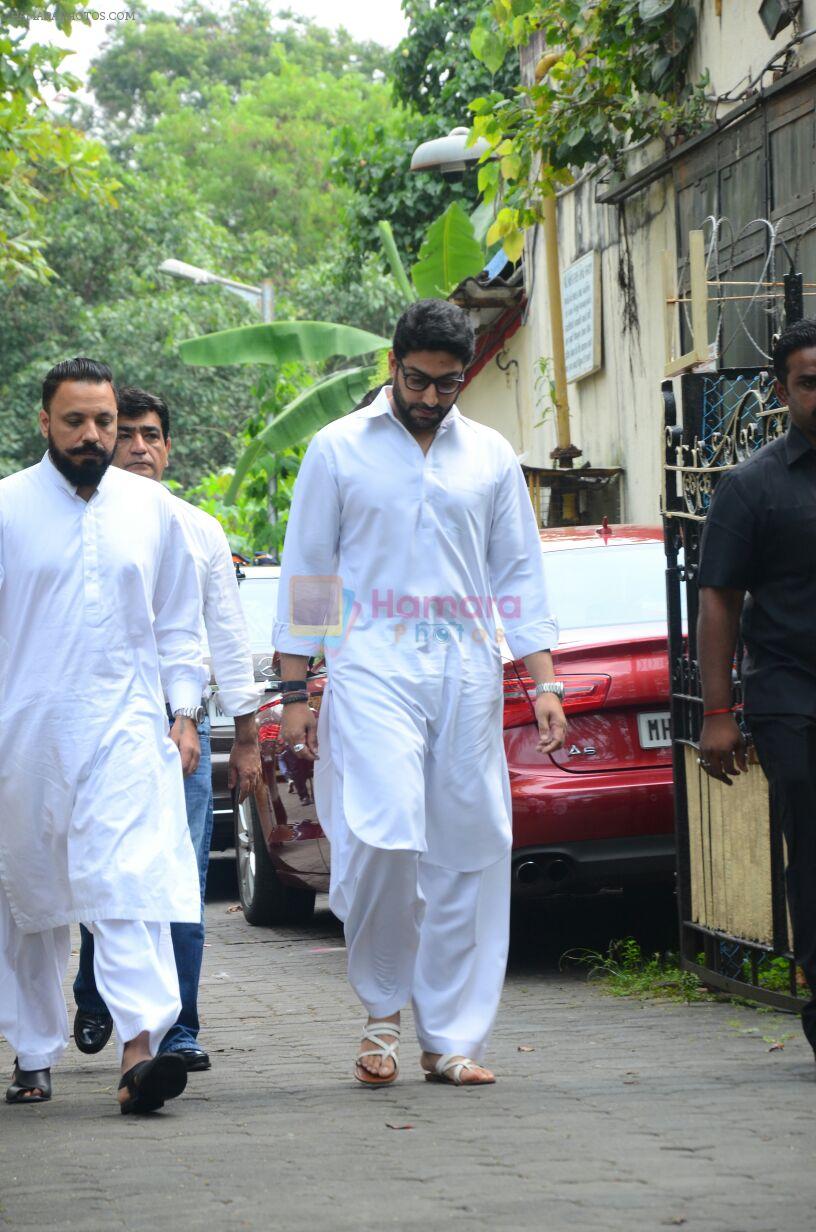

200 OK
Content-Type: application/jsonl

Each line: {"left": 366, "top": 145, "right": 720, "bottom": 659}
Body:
{"left": 170, "top": 716, "right": 200, "bottom": 777}
{"left": 534, "top": 693, "right": 567, "bottom": 755}
{"left": 228, "top": 725, "right": 262, "bottom": 804}
{"left": 280, "top": 701, "right": 319, "bottom": 761}
{"left": 698, "top": 714, "right": 748, "bottom": 785}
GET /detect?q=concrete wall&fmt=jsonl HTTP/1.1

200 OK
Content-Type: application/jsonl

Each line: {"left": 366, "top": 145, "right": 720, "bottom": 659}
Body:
{"left": 460, "top": 1, "right": 816, "bottom": 525}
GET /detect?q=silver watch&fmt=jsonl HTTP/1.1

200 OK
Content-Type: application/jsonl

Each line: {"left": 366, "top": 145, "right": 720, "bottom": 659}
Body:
{"left": 173, "top": 705, "right": 205, "bottom": 725}
{"left": 535, "top": 681, "right": 565, "bottom": 700}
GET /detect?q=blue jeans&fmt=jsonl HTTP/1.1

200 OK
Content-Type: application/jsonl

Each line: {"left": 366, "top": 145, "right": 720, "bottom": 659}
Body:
{"left": 74, "top": 715, "right": 213, "bottom": 1051}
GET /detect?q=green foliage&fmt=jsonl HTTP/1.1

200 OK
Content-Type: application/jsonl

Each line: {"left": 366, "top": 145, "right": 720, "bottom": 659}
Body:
{"left": 88, "top": 1, "right": 389, "bottom": 133}
{"left": 469, "top": 0, "right": 711, "bottom": 258}
{"left": 332, "top": 0, "right": 517, "bottom": 265}
{"left": 179, "top": 321, "right": 390, "bottom": 369}
{"left": 226, "top": 364, "right": 380, "bottom": 499}
{"left": 332, "top": 109, "right": 475, "bottom": 266}
{"left": 391, "top": 0, "right": 519, "bottom": 119}
{"left": 410, "top": 202, "right": 485, "bottom": 298}
{"left": 0, "top": 167, "right": 264, "bottom": 484}
{"left": 180, "top": 444, "right": 305, "bottom": 558}
{"left": 564, "top": 937, "right": 713, "bottom": 1003}
{"left": 0, "top": 1, "right": 118, "bottom": 284}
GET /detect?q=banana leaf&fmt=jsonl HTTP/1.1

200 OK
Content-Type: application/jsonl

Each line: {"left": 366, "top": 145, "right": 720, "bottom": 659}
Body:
{"left": 411, "top": 201, "right": 485, "bottom": 299}
{"left": 179, "top": 321, "right": 389, "bottom": 368}
{"left": 225, "top": 364, "right": 380, "bottom": 503}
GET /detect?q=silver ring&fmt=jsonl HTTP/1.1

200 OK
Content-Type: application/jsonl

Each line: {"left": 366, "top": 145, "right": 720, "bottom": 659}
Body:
{"left": 292, "top": 742, "right": 306, "bottom": 753}
{"left": 697, "top": 757, "right": 708, "bottom": 766}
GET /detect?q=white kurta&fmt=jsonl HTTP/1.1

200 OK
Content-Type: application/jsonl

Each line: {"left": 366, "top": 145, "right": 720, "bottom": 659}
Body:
{"left": 172, "top": 497, "right": 259, "bottom": 718}
{"left": 0, "top": 455, "right": 207, "bottom": 934}
{"left": 273, "top": 388, "right": 558, "bottom": 872}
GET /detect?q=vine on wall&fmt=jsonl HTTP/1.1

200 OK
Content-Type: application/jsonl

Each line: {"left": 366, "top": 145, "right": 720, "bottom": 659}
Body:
{"left": 468, "top": 0, "right": 711, "bottom": 258}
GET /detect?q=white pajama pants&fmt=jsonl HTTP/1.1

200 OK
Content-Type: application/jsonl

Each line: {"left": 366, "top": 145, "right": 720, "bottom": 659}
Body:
{"left": 331, "top": 830, "right": 511, "bottom": 1060}
{"left": 0, "top": 882, "right": 180, "bottom": 1071}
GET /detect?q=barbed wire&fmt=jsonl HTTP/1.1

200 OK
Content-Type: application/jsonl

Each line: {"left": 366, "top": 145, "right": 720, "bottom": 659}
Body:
{"left": 675, "top": 215, "right": 798, "bottom": 363}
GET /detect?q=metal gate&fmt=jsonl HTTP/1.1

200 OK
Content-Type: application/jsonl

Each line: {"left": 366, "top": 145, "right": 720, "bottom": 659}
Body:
{"left": 663, "top": 368, "right": 806, "bottom": 1011}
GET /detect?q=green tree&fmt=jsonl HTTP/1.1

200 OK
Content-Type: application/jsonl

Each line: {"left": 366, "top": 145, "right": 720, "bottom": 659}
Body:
{"left": 332, "top": 0, "right": 516, "bottom": 263}
{"left": 0, "top": 1, "right": 118, "bottom": 284}
{"left": 88, "top": 2, "right": 389, "bottom": 135}
{"left": 391, "top": 0, "right": 518, "bottom": 118}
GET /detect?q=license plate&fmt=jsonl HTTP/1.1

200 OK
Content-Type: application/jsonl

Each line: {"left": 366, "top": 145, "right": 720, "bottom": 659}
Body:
{"left": 637, "top": 711, "right": 672, "bottom": 748}
{"left": 207, "top": 691, "right": 234, "bottom": 729}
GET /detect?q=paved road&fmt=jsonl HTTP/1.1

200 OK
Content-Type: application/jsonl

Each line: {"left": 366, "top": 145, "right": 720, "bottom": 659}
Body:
{"left": 1, "top": 862, "right": 814, "bottom": 1232}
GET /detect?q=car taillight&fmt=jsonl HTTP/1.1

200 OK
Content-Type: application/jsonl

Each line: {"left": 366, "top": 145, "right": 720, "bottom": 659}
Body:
{"left": 503, "top": 668, "right": 536, "bottom": 729}
{"left": 506, "top": 669, "right": 611, "bottom": 726}
{"left": 558, "top": 674, "right": 611, "bottom": 714}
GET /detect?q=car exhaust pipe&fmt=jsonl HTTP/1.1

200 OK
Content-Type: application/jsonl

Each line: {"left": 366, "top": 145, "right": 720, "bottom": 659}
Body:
{"left": 515, "top": 860, "right": 542, "bottom": 885}
{"left": 545, "top": 857, "right": 571, "bottom": 884}
{"left": 514, "top": 856, "right": 575, "bottom": 887}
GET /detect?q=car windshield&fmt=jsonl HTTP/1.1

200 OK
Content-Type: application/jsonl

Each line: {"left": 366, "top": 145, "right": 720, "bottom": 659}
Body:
{"left": 542, "top": 542, "right": 681, "bottom": 631}
{"left": 238, "top": 576, "right": 280, "bottom": 651}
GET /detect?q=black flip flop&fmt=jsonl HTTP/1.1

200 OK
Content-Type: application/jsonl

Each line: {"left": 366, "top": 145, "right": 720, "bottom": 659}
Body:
{"left": 118, "top": 1053, "right": 187, "bottom": 1115}
{"left": 6, "top": 1059, "right": 51, "bottom": 1104}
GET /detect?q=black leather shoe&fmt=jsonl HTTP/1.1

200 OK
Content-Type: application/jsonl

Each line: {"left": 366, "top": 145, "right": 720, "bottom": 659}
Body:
{"left": 170, "top": 1047, "right": 211, "bottom": 1072}
{"left": 73, "top": 1008, "right": 113, "bottom": 1055}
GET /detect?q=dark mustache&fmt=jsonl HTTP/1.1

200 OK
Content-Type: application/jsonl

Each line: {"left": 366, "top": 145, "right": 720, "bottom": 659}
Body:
{"left": 67, "top": 445, "right": 107, "bottom": 457}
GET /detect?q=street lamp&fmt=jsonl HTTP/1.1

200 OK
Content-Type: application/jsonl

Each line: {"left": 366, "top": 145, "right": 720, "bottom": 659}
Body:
{"left": 160, "top": 258, "right": 279, "bottom": 529}
{"left": 409, "top": 126, "right": 490, "bottom": 183}
{"left": 158, "top": 259, "right": 275, "bottom": 323}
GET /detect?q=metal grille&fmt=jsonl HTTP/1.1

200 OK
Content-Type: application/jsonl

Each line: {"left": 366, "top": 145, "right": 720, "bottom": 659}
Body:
{"left": 663, "top": 370, "right": 804, "bottom": 1012}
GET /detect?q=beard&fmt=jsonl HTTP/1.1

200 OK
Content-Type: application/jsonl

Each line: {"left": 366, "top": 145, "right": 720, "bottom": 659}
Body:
{"left": 48, "top": 434, "right": 113, "bottom": 488}
{"left": 391, "top": 378, "right": 449, "bottom": 436}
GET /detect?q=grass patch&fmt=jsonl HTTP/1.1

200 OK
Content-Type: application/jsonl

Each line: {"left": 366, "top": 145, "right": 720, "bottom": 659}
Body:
{"left": 562, "top": 937, "right": 715, "bottom": 1003}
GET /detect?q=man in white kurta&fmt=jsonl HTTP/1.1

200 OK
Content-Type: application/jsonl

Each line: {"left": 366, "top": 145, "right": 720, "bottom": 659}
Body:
{"left": 274, "top": 300, "right": 566, "bottom": 1086}
{"left": 0, "top": 358, "right": 205, "bottom": 1110}
{"left": 73, "top": 386, "right": 261, "bottom": 1071}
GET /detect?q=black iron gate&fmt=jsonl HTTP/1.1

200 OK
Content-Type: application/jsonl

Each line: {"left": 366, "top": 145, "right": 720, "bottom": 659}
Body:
{"left": 662, "top": 368, "right": 806, "bottom": 1011}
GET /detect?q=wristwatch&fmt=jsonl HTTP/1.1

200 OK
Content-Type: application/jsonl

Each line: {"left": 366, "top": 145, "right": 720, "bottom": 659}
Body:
{"left": 535, "top": 681, "right": 565, "bottom": 700}
{"left": 173, "top": 705, "right": 205, "bottom": 724}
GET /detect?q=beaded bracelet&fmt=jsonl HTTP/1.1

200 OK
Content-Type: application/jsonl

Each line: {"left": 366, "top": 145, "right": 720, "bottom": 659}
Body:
{"left": 281, "top": 691, "right": 309, "bottom": 706}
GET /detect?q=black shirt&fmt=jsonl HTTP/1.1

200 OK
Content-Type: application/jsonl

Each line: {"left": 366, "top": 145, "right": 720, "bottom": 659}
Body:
{"left": 698, "top": 423, "right": 816, "bottom": 718}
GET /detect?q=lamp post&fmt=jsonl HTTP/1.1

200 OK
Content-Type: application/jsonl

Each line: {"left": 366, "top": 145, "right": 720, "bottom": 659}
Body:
{"left": 158, "top": 259, "right": 276, "bottom": 323}
{"left": 159, "top": 258, "right": 278, "bottom": 532}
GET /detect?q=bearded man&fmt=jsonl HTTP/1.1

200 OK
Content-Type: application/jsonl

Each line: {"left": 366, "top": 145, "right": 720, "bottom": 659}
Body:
{"left": 275, "top": 300, "right": 565, "bottom": 1087}
{"left": 0, "top": 357, "right": 205, "bottom": 1114}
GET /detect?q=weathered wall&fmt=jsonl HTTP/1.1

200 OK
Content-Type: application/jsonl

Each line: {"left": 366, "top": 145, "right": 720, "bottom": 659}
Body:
{"left": 461, "top": 1, "right": 816, "bottom": 524}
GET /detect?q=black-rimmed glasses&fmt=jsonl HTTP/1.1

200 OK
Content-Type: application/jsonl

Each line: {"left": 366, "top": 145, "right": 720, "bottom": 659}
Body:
{"left": 398, "top": 362, "right": 465, "bottom": 396}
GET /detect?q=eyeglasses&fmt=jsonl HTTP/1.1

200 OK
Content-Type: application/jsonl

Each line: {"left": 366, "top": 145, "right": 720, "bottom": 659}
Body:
{"left": 398, "top": 362, "right": 465, "bottom": 396}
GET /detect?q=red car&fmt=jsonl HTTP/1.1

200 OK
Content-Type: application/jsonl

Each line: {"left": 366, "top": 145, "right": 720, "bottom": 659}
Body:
{"left": 506, "top": 524, "right": 675, "bottom": 899}
{"left": 235, "top": 524, "right": 675, "bottom": 925}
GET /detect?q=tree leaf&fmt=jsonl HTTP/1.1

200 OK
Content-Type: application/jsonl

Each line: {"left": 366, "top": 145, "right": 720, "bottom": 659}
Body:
{"left": 411, "top": 202, "right": 485, "bottom": 299}
{"left": 639, "top": 0, "right": 675, "bottom": 18}
{"left": 377, "top": 219, "right": 416, "bottom": 303}
{"left": 178, "top": 321, "right": 390, "bottom": 368}
{"left": 225, "top": 365, "right": 380, "bottom": 502}
{"left": 502, "top": 229, "right": 525, "bottom": 264}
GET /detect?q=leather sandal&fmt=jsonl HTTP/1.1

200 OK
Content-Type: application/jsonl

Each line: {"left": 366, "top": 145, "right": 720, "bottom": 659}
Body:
{"left": 354, "top": 1022, "right": 400, "bottom": 1087}
{"left": 6, "top": 1059, "right": 52, "bottom": 1104}
{"left": 424, "top": 1054, "right": 495, "bottom": 1086}
{"left": 118, "top": 1053, "right": 187, "bottom": 1115}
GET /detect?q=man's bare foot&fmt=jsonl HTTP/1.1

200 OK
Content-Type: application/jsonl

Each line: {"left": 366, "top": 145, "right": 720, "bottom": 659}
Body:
{"left": 355, "top": 1013, "right": 400, "bottom": 1083}
{"left": 117, "top": 1031, "right": 152, "bottom": 1106}
{"left": 420, "top": 1052, "right": 495, "bottom": 1084}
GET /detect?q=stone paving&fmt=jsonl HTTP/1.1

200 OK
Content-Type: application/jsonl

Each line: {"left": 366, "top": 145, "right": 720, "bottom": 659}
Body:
{"left": 1, "top": 865, "right": 814, "bottom": 1232}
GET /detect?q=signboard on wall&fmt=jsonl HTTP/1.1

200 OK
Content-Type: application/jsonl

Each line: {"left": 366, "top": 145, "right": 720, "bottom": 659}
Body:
{"left": 561, "top": 250, "right": 602, "bottom": 383}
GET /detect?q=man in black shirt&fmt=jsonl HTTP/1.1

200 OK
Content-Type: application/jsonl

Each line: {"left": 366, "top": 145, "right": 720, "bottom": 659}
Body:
{"left": 698, "top": 318, "right": 816, "bottom": 1056}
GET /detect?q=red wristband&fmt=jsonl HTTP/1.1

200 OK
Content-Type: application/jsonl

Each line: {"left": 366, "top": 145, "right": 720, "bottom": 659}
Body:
{"left": 703, "top": 707, "right": 733, "bottom": 717}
